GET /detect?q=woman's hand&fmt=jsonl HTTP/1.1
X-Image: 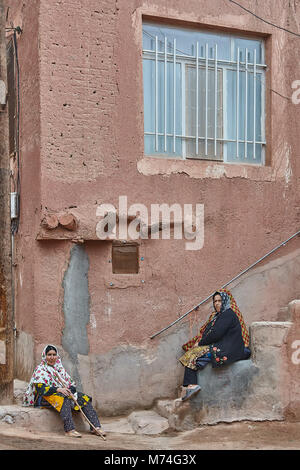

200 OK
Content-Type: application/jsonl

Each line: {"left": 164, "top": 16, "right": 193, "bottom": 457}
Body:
{"left": 57, "top": 387, "right": 71, "bottom": 396}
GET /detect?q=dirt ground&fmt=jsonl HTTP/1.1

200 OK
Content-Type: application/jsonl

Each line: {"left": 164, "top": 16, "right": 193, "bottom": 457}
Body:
{"left": 0, "top": 419, "right": 299, "bottom": 451}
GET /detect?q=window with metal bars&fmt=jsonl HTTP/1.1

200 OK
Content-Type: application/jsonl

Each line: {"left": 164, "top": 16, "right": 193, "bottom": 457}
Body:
{"left": 142, "top": 23, "right": 266, "bottom": 164}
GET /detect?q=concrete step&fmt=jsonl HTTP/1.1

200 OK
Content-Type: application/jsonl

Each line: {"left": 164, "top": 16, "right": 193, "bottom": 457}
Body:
{"left": 0, "top": 404, "right": 172, "bottom": 436}
{"left": 9, "top": 379, "right": 171, "bottom": 435}
{"left": 128, "top": 410, "right": 170, "bottom": 435}
{"left": 0, "top": 404, "right": 91, "bottom": 432}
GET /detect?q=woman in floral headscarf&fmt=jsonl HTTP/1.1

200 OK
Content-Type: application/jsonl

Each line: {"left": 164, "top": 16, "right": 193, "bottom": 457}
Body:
{"left": 23, "top": 344, "right": 105, "bottom": 438}
{"left": 179, "top": 289, "right": 251, "bottom": 402}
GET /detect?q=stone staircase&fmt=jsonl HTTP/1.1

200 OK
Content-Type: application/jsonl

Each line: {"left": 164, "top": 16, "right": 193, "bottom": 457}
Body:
{"left": 154, "top": 299, "right": 300, "bottom": 430}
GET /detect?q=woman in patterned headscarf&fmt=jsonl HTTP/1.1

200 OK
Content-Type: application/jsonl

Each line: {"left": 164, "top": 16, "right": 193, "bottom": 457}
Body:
{"left": 179, "top": 289, "right": 250, "bottom": 402}
{"left": 23, "top": 344, "right": 105, "bottom": 438}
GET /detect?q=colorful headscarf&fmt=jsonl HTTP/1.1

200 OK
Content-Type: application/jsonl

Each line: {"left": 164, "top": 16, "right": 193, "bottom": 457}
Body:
{"left": 182, "top": 288, "right": 250, "bottom": 352}
{"left": 23, "top": 344, "right": 76, "bottom": 406}
{"left": 217, "top": 291, "right": 231, "bottom": 313}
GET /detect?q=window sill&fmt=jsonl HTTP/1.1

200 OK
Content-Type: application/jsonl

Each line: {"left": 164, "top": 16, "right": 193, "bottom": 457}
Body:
{"left": 137, "top": 156, "right": 273, "bottom": 181}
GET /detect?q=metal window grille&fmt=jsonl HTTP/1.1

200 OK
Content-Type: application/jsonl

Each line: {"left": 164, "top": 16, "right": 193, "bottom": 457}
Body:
{"left": 142, "top": 24, "right": 266, "bottom": 164}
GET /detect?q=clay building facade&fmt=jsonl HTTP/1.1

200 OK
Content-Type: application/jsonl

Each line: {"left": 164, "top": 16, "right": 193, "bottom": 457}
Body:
{"left": 0, "top": 0, "right": 299, "bottom": 413}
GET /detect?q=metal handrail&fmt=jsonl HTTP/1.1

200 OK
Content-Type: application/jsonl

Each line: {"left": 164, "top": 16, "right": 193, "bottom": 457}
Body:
{"left": 150, "top": 229, "right": 300, "bottom": 339}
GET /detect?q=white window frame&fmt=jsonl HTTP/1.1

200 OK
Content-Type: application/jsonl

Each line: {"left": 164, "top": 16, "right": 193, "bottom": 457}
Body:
{"left": 142, "top": 24, "right": 266, "bottom": 165}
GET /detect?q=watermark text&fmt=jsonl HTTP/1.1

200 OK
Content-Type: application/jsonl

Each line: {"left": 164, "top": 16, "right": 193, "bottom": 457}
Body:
{"left": 96, "top": 196, "right": 204, "bottom": 251}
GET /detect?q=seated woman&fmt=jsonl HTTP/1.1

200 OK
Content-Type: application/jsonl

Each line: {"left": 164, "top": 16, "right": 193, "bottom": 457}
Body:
{"left": 23, "top": 344, "right": 106, "bottom": 438}
{"left": 179, "top": 289, "right": 251, "bottom": 402}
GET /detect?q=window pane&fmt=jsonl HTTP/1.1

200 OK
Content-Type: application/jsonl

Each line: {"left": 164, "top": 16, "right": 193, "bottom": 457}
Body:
{"left": 185, "top": 65, "right": 223, "bottom": 160}
{"left": 233, "top": 38, "right": 263, "bottom": 64}
{"left": 143, "top": 23, "right": 231, "bottom": 60}
{"left": 225, "top": 70, "right": 263, "bottom": 163}
{"left": 143, "top": 58, "right": 182, "bottom": 156}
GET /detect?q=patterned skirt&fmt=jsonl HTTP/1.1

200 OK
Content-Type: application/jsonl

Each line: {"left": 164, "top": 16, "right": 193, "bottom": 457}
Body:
{"left": 179, "top": 345, "right": 210, "bottom": 370}
{"left": 35, "top": 385, "right": 92, "bottom": 413}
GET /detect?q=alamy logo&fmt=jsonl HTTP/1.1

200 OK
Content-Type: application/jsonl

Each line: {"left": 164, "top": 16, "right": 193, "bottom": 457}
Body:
{"left": 291, "top": 340, "right": 300, "bottom": 365}
{"left": 292, "top": 80, "right": 300, "bottom": 104}
{"left": 96, "top": 196, "right": 204, "bottom": 251}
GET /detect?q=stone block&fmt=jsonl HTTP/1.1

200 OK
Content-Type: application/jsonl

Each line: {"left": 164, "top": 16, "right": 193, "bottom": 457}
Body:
{"left": 158, "top": 360, "right": 264, "bottom": 430}
{"left": 196, "top": 360, "right": 258, "bottom": 407}
{"left": 161, "top": 321, "right": 295, "bottom": 430}
{"left": 128, "top": 410, "right": 170, "bottom": 435}
{"left": 250, "top": 321, "right": 292, "bottom": 348}
{"left": 0, "top": 405, "right": 89, "bottom": 432}
{"left": 101, "top": 416, "right": 135, "bottom": 434}
{"left": 154, "top": 398, "right": 199, "bottom": 431}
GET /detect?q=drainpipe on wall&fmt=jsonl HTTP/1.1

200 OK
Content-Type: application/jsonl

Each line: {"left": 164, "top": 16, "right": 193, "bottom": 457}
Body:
{"left": 0, "top": 0, "right": 14, "bottom": 404}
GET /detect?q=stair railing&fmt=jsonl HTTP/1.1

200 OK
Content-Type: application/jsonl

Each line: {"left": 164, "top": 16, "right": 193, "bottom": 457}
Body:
{"left": 150, "top": 229, "right": 300, "bottom": 339}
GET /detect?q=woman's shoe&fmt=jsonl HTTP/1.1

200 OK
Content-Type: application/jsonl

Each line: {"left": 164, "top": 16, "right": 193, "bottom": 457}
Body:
{"left": 91, "top": 427, "right": 106, "bottom": 439}
{"left": 65, "top": 430, "right": 82, "bottom": 438}
{"left": 181, "top": 385, "right": 201, "bottom": 402}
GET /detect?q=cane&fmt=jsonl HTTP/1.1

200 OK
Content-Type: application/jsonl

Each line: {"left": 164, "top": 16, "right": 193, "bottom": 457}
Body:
{"left": 68, "top": 392, "right": 106, "bottom": 441}
{"left": 53, "top": 371, "right": 106, "bottom": 440}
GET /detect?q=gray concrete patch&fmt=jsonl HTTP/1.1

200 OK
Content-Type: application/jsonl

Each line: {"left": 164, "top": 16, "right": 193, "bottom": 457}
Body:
{"left": 76, "top": 323, "right": 190, "bottom": 416}
{"left": 62, "top": 244, "right": 90, "bottom": 389}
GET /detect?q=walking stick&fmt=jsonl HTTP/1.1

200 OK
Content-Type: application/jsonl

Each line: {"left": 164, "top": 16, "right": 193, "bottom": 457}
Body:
{"left": 69, "top": 392, "right": 106, "bottom": 441}
{"left": 53, "top": 371, "right": 106, "bottom": 440}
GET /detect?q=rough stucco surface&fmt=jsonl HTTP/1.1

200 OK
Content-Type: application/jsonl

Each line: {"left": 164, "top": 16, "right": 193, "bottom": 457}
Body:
{"left": 39, "top": 0, "right": 119, "bottom": 183}
{"left": 0, "top": 0, "right": 13, "bottom": 400}
{"left": 3, "top": 0, "right": 300, "bottom": 416}
{"left": 76, "top": 324, "right": 189, "bottom": 415}
{"left": 35, "top": 0, "right": 300, "bottom": 357}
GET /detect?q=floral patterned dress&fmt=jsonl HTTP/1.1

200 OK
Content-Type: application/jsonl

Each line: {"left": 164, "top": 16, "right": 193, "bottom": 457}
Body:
{"left": 23, "top": 345, "right": 92, "bottom": 413}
